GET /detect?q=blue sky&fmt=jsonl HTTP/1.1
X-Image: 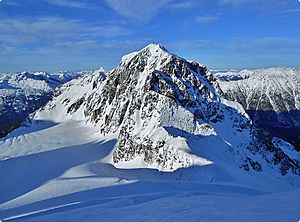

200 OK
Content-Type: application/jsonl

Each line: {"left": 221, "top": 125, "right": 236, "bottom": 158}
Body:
{"left": 0, "top": 0, "right": 299, "bottom": 72}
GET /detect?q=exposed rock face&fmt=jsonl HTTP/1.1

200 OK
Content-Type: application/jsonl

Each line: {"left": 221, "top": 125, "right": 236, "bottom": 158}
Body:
{"left": 31, "top": 44, "right": 300, "bottom": 175}
{"left": 214, "top": 68, "right": 300, "bottom": 150}
{"left": 81, "top": 44, "right": 251, "bottom": 171}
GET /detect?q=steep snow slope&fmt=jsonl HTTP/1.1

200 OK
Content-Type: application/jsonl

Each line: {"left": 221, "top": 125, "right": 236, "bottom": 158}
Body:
{"left": 214, "top": 67, "right": 300, "bottom": 150}
{"left": 0, "top": 45, "right": 300, "bottom": 221}
{"left": 0, "top": 70, "right": 94, "bottom": 137}
{"left": 1, "top": 120, "right": 300, "bottom": 222}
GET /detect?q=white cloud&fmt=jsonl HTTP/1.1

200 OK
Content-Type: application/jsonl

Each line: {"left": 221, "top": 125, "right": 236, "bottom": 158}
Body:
{"left": 168, "top": 1, "right": 198, "bottom": 9}
{"left": 43, "top": 0, "right": 91, "bottom": 9}
{"left": 170, "top": 40, "right": 223, "bottom": 51}
{"left": 0, "top": 16, "right": 132, "bottom": 47}
{"left": 0, "top": 0, "right": 90, "bottom": 8}
{"left": 0, "top": 0, "right": 21, "bottom": 6}
{"left": 105, "top": 0, "right": 172, "bottom": 21}
{"left": 231, "top": 37, "right": 300, "bottom": 54}
{"left": 281, "top": 8, "right": 300, "bottom": 14}
{"left": 196, "top": 15, "right": 219, "bottom": 23}
{"left": 218, "top": 0, "right": 287, "bottom": 8}
{"left": 0, "top": 37, "right": 153, "bottom": 72}
{"left": 218, "top": 0, "right": 251, "bottom": 6}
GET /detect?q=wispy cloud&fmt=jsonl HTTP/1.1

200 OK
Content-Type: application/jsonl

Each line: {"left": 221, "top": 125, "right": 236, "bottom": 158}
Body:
{"left": 0, "top": 16, "right": 132, "bottom": 47}
{"left": 168, "top": 1, "right": 198, "bottom": 10}
{"left": 168, "top": 37, "right": 300, "bottom": 55}
{"left": 0, "top": 0, "right": 91, "bottom": 8}
{"left": 0, "top": 15, "right": 134, "bottom": 70}
{"left": 218, "top": 0, "right": 251, "bottom": 6}
{"left": 280, "top": 8, "right": 300, "bottom": 14}
{"left": 105, "top": 0, "right": 172, "bottom": 21}
{"left": 0, "top": 15, "right": 149, "bottom": 72}
{"left": 0, "top": 37, "right": 153, "bottom": 72}
{"left": 43, "top": 0, "right": 91, "bottom": 9}
{"left": 170, "top": 40, "right": 223, "bottom": 51}
{"left": 0, "top": 0, "right": 21, "bottom": 6}
{"left": 196, "top": 15, "right": 219, "bottom": 23}
{"left": 218, "top": 0, "right": 289, "bottom": 10}
{"left": 231, "top": 37, "right": 300, "bottom": 54}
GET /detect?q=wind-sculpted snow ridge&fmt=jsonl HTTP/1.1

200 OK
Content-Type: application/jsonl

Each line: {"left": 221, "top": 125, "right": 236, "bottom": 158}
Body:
{"left": 214, "top": 67, "right": 300, "bottom": 150}
{"left": 0, "top": 70, "right": 94, "bottom": 137}
{"left": 27, "top": 44, "right": 300, "bottom": 178}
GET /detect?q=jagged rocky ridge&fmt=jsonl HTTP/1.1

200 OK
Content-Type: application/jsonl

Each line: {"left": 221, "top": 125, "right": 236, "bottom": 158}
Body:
{"left": 0, "top": 70, "right": 92, "bottom": 137}
{"left": 214, "top": 68, "right": 300, "bottom": 150}
{"left": 31, "top": 44, "right": 300, "bottom": 176}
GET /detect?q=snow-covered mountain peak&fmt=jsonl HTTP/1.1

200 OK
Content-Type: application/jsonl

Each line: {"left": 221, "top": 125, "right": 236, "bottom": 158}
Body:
{"left": 22, "top": 46, "right": 300, "bottom": 177}
{"left": 138, "top": 43, "right": 168, "bottom": 53}
{"left": 214, "top": 67, "right": 300, "bottom": 150}
{"left": 0, "top": 70, "right": 94, "bottom": 137}
{"left": 214, "top": 67, "right": 300, "bottom": 82}
{"left": 137, "top": 43, "right": 170, "bottom": 56}
{"left": 214, "top": 67, "right": 300, "bottom": 113}
{"left": 97, "top": 67, "right": 106, "bottom": 73}
{"left": 116, "top": 43, "right": 221, "bottom": 101}
{"left": 140, "top": 43, "right": 171, "bottom": 58}
{"left": 120, "top": 43, "right": 171, "bottom": 67}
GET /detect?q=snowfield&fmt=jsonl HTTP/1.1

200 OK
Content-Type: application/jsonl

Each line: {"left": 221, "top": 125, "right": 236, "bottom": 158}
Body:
{"left": 1, "top": 45, "right": 300, "bottom": 221}
{"left": 1, "top": 120, "right": 300, "bottom": 222}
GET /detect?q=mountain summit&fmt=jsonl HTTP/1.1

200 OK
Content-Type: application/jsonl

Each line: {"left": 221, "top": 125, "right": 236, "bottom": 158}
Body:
{"left": 3, "top": 44, "right": 300, "bottom": 182}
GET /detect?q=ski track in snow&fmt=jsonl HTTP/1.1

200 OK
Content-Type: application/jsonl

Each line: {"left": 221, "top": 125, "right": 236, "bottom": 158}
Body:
{"left": 1, "top": 120, "right": 300, "bottom": 222}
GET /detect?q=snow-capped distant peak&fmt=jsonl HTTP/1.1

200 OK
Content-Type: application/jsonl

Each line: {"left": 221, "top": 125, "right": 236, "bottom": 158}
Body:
{"left": 0, "top": 69, "right": 96, "bottom": 137}
{"left": 214, "top": 67, "right": 300, "bottom": 150}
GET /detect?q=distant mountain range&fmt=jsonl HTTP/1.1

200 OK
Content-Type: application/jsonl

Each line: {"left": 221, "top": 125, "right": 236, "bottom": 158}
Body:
{"left": 0, "top": 70, "right": 95, "bottom": 137}
{"left": 214, "top": 67, "right": 300, "bottom": 150}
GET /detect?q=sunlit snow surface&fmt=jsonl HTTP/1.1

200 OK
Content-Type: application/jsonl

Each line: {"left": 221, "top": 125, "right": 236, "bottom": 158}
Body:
{"left": 1, "top": 120, "right": 300, "bottom": 222}
{"left": 1, "top": 49, "right": 300, "bottom": 221}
